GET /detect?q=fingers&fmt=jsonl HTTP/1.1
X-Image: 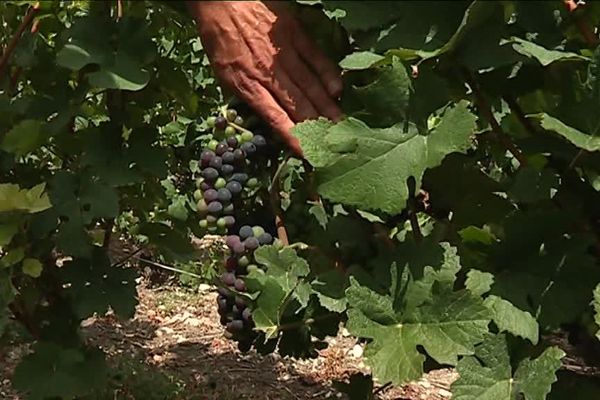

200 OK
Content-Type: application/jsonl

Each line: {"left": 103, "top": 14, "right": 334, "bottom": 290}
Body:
{"left": 267, "top": 65, "right": 320, "bottom": 122}
{"left": 292, "top": 27, "right": 343, "bottom": 98}
{"left": 280, "top": 51, "right": 342, "bottom": 122}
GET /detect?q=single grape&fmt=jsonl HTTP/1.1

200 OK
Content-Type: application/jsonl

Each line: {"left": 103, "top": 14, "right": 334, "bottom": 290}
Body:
{"left": 200, "top": 150, "right": 215, "bottom": 167}
{"left": 238, "top": 256, "right": 250, "bottom": 268}
{"left": 207, "top": 201, "right": 223, "bottom": 215}
{"left": 233, "top": 242, "right": 246, "bottom": 255}
{"left": 232, "top": 305, "right": 242, "bottom": 317}
{"left": 203, "top": 188, "right": 218, "bottom": 203}
{"left": 223, "top": 203, "right": 235, "bottom": 215}
{"left": 220, "top": 164, "right": 235, "bottom": 176}
{"left": 234, "top": 115, "right": 244, "bottom": 126}
{"left": 215, "top": 142, "right": 228, "bottom": 156}
{"left": 223, "top": 215, "right": 235, "bottom": 228}
{"left": 238, "top": 341, "right": 252, "bottom": 352}
{"left": 226, "top": 136, "right": 238, "bottom": 148}
{"left": 226, "top": 320, "right": 244, "bottom": 333}
{"left": 202, "top": 167, "right": 219, "bottom": 181}
{"left": 200, "top": 181, "right": 212, "bottom": 191}
{"left": 217, "top": 225, "right": 228, "bottom": 235}
{"left": 252, "top": 135, "right": 267, "bottom": 147}
{"left": 241, "top": 142, "right": 256, "bottom": 155}
{"left": 207, "top": 116, "right": 217, "bottom": 128}
{"left": 222, "top": 151, "right": 235, "bottom": 164}
{"left": 195, "top": 178, "right": 204, "bottom": 189}
{"left": 241, "top": 131, "right": 254, "bottom": 143}
{"left": 217, "top": 188, "right": 232, "bottom": 202}
{"left": 252, "top": 226, "right": 265, "bottom": 237}
{"left": 226, "top": 109, "right": 238, "bottom": 122}
{"left": 239, "top": 225, "right": 254, "bottom": 239}
{"left": 225, "top": 181, "right": 242, "bottom": 196}
{"left": 235, "top": 296, "right": 247, "bottom": 309}
{"left": 246, "top": 264, "right": 259, "bottom": 274}
{"left": 230, "top": 173, "right": 248, "bottom": 184}
{"left": 242, "top": 307, "right": 252, "bottom": 323}
{"left": 233, "top": 149, "right": 245, "bottom": 162}
{"left": 193, "top": 189, "right": 203, "bottom": 202}
{"left": 199, "top": 219, "right": 208, "bottom": 229}
{"left": 221, "top": 272, "right": 236, "bottom": 286}
{"left": 225, "top": 126, "right": 236, "bottom": 137}
{"left": 226, "top": 235, "right": 241, "bottom": 249}
{"left": 258, "top": 232, "right": 273, "bottom": 245}
{"left": 206, "top": 215, "right": 217, "bottom": 225}
{"left": 217, "top": 297, "right": 228, "bottom": 313}
{"left": 208, "top": 139, "right": 219, "bottom": 151}
{"left": 217, "top": 287, "right": 229, "bottom": 297}
{"left": 246, "top": 177, "right": 258, "bottom": 188}
{"left": 220, "top": 316, "right": 230, "bottom": 326}
{"left": 215, "top": 116, "right": 228, "bottom": 130}
{"left": 234, "top": 278, "right": 246, "bottom": 292}
{"left": 209, "top": 156, "right": 223, "bottom": 170}
{"left": 225, "top": 257, "right": 237, "bottom": 272}
{"left": 244, "top": 237, "right": 260, "bottom": 251}
{"left": 217, "top": 217, "right": 227, "bottom": 229}
{"left": 214, "top": 177, "right": 227, "bottom": 189}
{"left": 196, "top": 199, "right": 208, "bottom": 215}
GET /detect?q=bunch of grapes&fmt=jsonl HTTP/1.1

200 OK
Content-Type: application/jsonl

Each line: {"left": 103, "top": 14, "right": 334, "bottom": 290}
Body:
{"left": 194, "top": 108, "right": 268, "bottom": 235}
{"left": 217, "top": 224, "right": 274, "bottom": 351}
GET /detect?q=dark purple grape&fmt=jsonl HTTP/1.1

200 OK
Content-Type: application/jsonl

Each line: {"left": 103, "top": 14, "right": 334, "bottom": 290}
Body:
{"left": 232, "top": 305, "right": 241, "bottom": 316}
{"left": 215, "top": 143, "right": 228, "bottom": 156}
{"left": 226, "top": 136, "right": 238, "bottom": 148}
{"left": 233, "top": 149, "right": 245, "bottom": 162}
{"left": 207, "top": 201, "right": 223, "bottom": 215}
{"left": 225, "top": 257, "right": 237, "bottom": 272}
{"left": 230, "top": 173, "right": 248, "bottom": 184}
{"left": 241, "top": 142, "right": 256, "bottom": 155}
{"left": 209, "top": 156, "right": 223, "bottom": 170}
{"left": 223, "top": 215, "right": 235, "bottom": 228}
{"left": 242, "top": 308, "right": 252, "bottom": 323}
{"left": 238, "top": 341, "right": 252, "bottom": 352}
{"left": 235, "top": 296, "right": 247, "bottom": 309}
{"left": 233, "top": 242, "right": 246, "bottom": 255}
{"left": 226, "top": 181, "right": 242, "bottom": 196}
{"left": 220, "top": 315, "right": 230, "bottom": 325}
{"left": 239, "top": 225, "right": 254, "bottom": 239}
{"left": 217, "top": 297, "right": 228, "bottom": 313}
{"left": 244, "top": 237, "right": 260, "bottom": 251}
{"left": 220, "top": 164, "right": 235, "bottom": 176}
{"left": 202, "top": 167, "right": 219, "bottom": 181}
{"left": 203, "top": 188, "right": 218, "bottom": 203}
{"left": 234, "top": 279, "right": 246, "bottom": 292}
{"left": 226, "top": 320, "right": 244, "bottom": 333}
{"left": 221, "top": 272, "right": 236, "bottom": 286}
{"left": 200, "top": 181, "right": 212, "bottom": 191}
{"left": 222, "top": 151, "right": 235, "bottom": 164}
{"left": 200, "top": 150, "right": 215, "bottom": 167}
{"left": 252, "top": 135, "right": 267, "bottom": 147}
{"left": 258, "top": 232, "right": 273, "bottom": 245}
{"left": 223, "top": 203, "right": 235, "bottom": 215}
{"left": 215, "top": 116, "right": 228, "bottom": 130}
{"left": 217, "top": 287, "right": 229, "bottom": 297}
{"left": 226, "top": 235, "right": 241, "bottom": 248}
{"left": 217, "top": 188, "right": 232, "bottom": 202}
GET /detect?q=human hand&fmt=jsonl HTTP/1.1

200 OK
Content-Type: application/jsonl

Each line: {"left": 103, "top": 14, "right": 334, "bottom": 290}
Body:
{"left": 188, "top": 1, "right": 343, "bottom": 156}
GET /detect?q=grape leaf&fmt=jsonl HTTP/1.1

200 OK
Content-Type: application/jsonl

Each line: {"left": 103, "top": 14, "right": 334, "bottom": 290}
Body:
{"left": 0, "top": 222, "right": 19, "bottom": 246}
{"left": 465, "top": 270, "right": 494, "bottom": 297}
{"left": 12, "top": 342, "right": 108, "bottom": 400}
{"left": 339, "top": 51, "right": 385, "bottom": 70}
{"left": 88, "top": 52, "right": 150, "bottom": 91}
{"left": 507, "top": 37, "right": 588, "bottom": 66}
{"left": 593, "top": 284, "right": 600, "bottom": 340}
{"left": 484, "top": 295, "right": 539, "bottom": 344}
{"left": 452, "top": 334, "right": 564, "bottom": 400}
{"left": 1, "top": 119, "right": 44, "bottom": 156}
{"left": 346, "top": 260, "right": 490, "bottom": 385}
{"left": 295, "top": 100, "right": 478, "bottom": 214}
{"left": 508, "top": 166, "right": 559, "bottom": 204}
{"left": 533, "top": 113, "right": 600, "bottom": 152}
{"left": 0, "top": 183, "right": 51, "bottom": 213}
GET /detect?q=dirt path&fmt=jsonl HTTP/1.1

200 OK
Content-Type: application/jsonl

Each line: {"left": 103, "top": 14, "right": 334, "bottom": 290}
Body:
{"left": 1, "top": 283, "right": 457, "bottom": 399}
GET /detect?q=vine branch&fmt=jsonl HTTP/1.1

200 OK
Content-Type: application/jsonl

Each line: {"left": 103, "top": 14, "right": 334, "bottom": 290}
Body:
{"left": 463, "top": 70, "right": 529, "bottom": 167}
{"left": 269, "top": 155, "right": 292, "bottom": 246}
{"left": 0, "top": 2, "right": 40, "bottom": 82}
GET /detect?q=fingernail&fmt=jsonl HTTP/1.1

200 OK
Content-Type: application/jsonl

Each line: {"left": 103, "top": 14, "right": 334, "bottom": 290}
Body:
{"left": 327, "top": 80, "right": 342, "bottom": 97}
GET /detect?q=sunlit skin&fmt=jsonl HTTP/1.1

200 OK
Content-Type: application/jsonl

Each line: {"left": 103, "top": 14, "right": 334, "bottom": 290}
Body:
{"left": 187, "top": 1, "right": 343, "bottom": 156}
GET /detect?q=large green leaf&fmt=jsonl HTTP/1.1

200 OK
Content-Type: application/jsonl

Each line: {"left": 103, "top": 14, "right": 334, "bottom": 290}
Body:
{"left": 452, "top": 334, "right": 564, "bottom": 400}
{"left": 294, "top": 100, "right": 478, "bottom": 214}
{"left": 484, "top": 295, "right": 539, "bottom": 344}
{"left": 507, "top": 37, "right": 588, "bottom": 66}
{"left": 1, "top": 120, "right": 44, "bottom": 156}
{"left": 533, "top": 113, "right": 600, "bottom": 152}
{"left": 0, "top": 183, "right": 51, "bottom": 214}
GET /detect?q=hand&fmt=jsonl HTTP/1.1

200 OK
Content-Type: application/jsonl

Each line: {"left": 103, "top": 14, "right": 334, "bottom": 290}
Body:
{"left": 188, "top": 1, "right": 343, "bottom": 156}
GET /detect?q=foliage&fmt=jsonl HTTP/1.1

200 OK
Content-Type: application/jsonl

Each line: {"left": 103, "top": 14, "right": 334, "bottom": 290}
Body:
{"left": 1, "top": 0, "right": 600, "bottom": 399}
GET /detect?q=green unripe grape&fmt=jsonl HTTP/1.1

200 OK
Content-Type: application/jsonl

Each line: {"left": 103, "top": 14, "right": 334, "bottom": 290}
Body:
{"left": 217, "top": 217, "right": 227, "bottom": 229}
{"left": 208, "top": 140, "right": 219, "bottom": 151}
{"left": 195, "top": 178, "right": 204, "bottom": 189}
{"left": 273, "top": 238, "right": 284, "bottom": 250}
{"left": 215, "top": 177, "right": 227, "bottom": 189}
{"left": 252, "top": 226, "right": 265, "bottom": 237}
{"left": 234, "top": 116, "right": 244, "bottom": 126}
{"left": 217, "top": 225, "right": 228, "bottom": 235}
{"left": 199, "top": 219, "right": 208, "bottom": 229}
{"left": 207, "top": 116, "right": 216, "bottom": 128}
{"left": 208, "top": 226, "right": 218, "bottom": 233}
{"left": 246, "top": 177, "right": 258, "bottom": 188}
{"left": 225, "top": 126, "right": 236, "bottom": 137}
{"left": 241, "top": 131, "right": 254, "bottom": 143}
{"left": 238, "top": 256, "right": 250, "bottom": 267}
{"left": 196, "top": 199, "right": 208, "bottom": 215}
{"left": 226, "top": 109, "right": 238, "bottom": 122}
{"left": 246, "top": 264, "right": 260, "bottom": 274}
{"left": 193, "top": 189, "right": 203, "bottom": 201}
{"left": 235, "top": 134, "right": 243, "bottom": 144}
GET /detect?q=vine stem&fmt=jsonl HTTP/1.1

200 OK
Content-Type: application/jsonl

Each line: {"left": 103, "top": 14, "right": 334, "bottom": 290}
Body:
{"left": 0, "top": 2, "right": 40, "bottom": 82}
{"left": 408, "top": 199, "right": 423, "bottom": 242}
{"left": 463, "top": 70, "right": 529, "bottom": 167}
{"left": 563, "top": 0, "right": 599, "bottom": 46}
{"left": 116, "top": 0, "right": 124, "bottom": 20}
{"left": 269, "top": 155, "right": 293, "bottom": 246}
